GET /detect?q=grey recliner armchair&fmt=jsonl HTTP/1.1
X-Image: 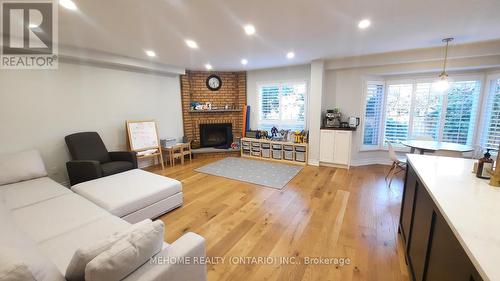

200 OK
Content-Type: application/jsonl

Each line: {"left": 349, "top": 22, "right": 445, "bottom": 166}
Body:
{"left": 65, "top": 132, "right": 138, "bottom": 186}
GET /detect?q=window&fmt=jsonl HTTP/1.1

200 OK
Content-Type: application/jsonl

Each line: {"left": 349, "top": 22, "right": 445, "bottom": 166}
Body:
{"left": 361, "top": 77, "right": 482, "bottom": 150}
{"left": 258, "top": 81, "right": 306, "bottom": 131}
{"left": 482, "top": 78, "right": 500, "bottom": 150}
{"left": 362, "top": 81, "right": 384, "bottom": 147}
{"left": 412, "top": 83, "right": 443, "bottom": 140}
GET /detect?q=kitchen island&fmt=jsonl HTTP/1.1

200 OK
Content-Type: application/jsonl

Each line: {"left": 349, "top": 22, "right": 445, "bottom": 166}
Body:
{"left": 400, "top": 155, "right": 500, "bottom": 281}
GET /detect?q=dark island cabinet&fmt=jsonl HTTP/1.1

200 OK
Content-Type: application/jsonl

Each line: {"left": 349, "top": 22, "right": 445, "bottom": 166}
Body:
{"left": 399, "top": 162, "right": 483, "bottom": 281}
{"left": 400, "top": 166, "right": 417, "bottom": 245}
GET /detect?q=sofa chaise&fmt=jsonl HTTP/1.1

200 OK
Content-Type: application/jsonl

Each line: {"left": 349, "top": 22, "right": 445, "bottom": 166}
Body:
{"left": 0, "top": 149, "right": 206, "bottom": 281}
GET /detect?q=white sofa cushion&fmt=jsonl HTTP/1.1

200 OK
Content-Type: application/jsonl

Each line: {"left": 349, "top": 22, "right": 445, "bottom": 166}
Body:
{"left": 39, "top": 216, "right": 131, "bottom": 277}
{"left": 63, "top": 220, "right": 149, "bottom": 281}
{"left": 72, "top": 169, "right": 182, "bottom": 217}
{"left": 85, "top": 220, "right": 164, "bottom": 281}
{"left": 0, "top": 177, "right": 71, "bottom": 210}
{"left": 0, "top": 202, "right": 65, "bottom": 281}
{"left": 10, "top": 193, "right": 109, "bottom": 243}
{"left": 0, "top": 261, "right": 36, "bottom": 281}
{"left": 0, "top": 150, "right": 47, "bottom": 186}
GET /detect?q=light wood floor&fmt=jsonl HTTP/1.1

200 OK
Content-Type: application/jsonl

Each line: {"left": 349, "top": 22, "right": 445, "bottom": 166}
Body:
{"left": 149, "top": 156, "right": 409, "bottom": 281}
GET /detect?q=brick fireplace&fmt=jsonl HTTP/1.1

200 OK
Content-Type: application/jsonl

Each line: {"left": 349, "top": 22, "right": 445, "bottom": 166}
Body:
{"left": 180, "top": 70, "right": 246, "bottom": 149}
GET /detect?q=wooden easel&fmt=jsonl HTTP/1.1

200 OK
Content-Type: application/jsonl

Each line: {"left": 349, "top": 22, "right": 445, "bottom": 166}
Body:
{"left": 126, "top": 120, "right": 164, "bottom": 170}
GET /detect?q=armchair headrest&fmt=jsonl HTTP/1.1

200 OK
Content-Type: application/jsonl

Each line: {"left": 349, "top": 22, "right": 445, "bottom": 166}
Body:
{"left": 65, "top": 132, "right": 111, "bottom": 163}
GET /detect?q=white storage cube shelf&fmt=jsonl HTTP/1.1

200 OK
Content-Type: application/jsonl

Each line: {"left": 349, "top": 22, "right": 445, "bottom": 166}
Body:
{"left": 240, "top": 137, "right": 307, "bottom": 166}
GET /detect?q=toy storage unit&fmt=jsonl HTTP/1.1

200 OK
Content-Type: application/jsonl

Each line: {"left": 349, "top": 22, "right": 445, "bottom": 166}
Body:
{"left": 241, "top": 139, "right": 251, "bottom": 156}
{"left": 240, "top": 138, "right": 308, "bottom": 166}
{"left": 261, "top": 143, "right": 271, "bottom": 158}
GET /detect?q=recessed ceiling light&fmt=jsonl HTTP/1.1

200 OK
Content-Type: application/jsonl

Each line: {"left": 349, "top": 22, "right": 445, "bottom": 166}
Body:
{"left": 185, "top": 39, "right": 199, "bottom": 49}
{"left": 244, "top": 24, "right": 256, "bottom": 35}
{"left": 241, "top": 59, "right": 248, "bottom": 65}
{"left": 205, "top": 64, "right": 212, "bottom": 70}
{"left": 59, "top": 0, "right": 77, "bottom": 10}
{"left": 286, "top": 52, "right": 295, "bottom": 59}
{"left": 145, "top": 50, "right": 156, "bottom": 57}
{"left": 358, "top": 19, "right": 371, "bottom": 29}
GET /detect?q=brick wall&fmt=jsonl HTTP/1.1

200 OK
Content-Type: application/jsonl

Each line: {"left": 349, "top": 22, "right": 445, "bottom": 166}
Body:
{"left": 180, "top": 70, "right": 247, "bottom": 148}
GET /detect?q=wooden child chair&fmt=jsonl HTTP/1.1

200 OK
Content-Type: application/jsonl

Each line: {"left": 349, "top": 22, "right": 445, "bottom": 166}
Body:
{"left": 170, "top": 144, "right": 184, "bottom": 166}
{"left": 181, "top": 142, "right": 192, "bottom": 163}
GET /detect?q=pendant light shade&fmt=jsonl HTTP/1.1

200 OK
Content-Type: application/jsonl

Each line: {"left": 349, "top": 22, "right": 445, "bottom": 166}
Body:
{"left": 433, "top": 38, "right": 454, "bottom": 92}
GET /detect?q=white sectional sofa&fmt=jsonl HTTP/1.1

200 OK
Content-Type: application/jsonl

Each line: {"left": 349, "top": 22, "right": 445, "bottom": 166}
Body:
{"left": 71, "top": 169, "right": 183, "bottom": 224}
{"left": 0, "top": 150, "right": 207, "bottom": 281}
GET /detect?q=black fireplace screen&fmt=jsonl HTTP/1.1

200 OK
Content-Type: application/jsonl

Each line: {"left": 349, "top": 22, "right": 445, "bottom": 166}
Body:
{"left": 199, "top": 123, "right": 233, "bottom": 148}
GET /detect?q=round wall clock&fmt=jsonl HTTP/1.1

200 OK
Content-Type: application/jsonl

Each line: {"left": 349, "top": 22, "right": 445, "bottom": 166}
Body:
{"left": 206, "top": 75, "right": 222, "bottom": 91}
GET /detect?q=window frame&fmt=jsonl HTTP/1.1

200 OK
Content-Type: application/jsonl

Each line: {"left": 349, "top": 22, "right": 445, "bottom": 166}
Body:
{"left": 359, "top": 74, "right": 485, "bottom": 152}
{"left": 256, "top": 80, "right": 308, "bottom": 130}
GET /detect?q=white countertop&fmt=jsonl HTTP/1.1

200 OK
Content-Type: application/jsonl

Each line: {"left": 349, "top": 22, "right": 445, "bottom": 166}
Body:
{"left": 407, "top": 155, "right": 500, "bottom": 281}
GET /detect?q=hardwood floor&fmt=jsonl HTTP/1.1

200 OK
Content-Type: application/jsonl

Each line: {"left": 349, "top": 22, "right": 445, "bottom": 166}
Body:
{"left": 149, "top": 156, "right": 409, "bottom": 281}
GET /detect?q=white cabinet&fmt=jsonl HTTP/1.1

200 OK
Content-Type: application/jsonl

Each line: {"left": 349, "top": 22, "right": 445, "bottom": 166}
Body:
{"left": 319, "top": 130, "right": 335, "bottom": 163}
{"left": 319, "top": 129, "right": 352, "bottom": 168}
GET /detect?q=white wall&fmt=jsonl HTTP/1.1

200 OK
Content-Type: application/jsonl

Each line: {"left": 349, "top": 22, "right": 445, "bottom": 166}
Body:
{"left": 246, "top": 64, "right": 311, "bottom": 130}
{"left": 0, "top": 62, "right": 183, "bottom": 183}
{"left": 323, "top": 57, "right": 500, "bottom": 165}
{"left": 307, "top": 61, "right": 325, "bottom": 165}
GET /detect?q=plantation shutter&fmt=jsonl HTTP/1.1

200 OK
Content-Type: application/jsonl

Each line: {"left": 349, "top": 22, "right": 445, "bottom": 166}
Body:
{"left": 442, "top": 80, "right": 481, "bottom": 145}
{"left": 259, "top": 85, "right": 280, "bottom": 121}
{"left": 258, "top": 82, "right": 306, "bottom": 131}
{"left": 362, "top": 81, "right": 384, "bottom": 147}
{"left": 483, "top": 78, "right": 500, "bottom": 150}
{"left": 384, "top": 83, "right": 413, "bottom": 145}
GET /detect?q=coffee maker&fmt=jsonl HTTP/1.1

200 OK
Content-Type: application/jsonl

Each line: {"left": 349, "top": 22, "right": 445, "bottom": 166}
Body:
{"left": 324, "top": 110, "right": 341, "bottom": 128}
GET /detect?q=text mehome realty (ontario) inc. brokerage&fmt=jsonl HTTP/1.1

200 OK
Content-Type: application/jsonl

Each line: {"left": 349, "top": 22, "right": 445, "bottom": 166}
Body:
{"left": 1, "top": 0, "right": 58, "bottom": 69}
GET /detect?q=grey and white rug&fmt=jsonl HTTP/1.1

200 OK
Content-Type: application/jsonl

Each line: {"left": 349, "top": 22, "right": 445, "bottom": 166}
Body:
{"left": 195, "top": 157, "right": 303, "bottom": 189}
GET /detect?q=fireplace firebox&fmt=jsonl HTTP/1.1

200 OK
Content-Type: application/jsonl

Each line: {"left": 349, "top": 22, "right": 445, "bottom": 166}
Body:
{"left": 199, "top": 123, "right": 233, "bottom": 148}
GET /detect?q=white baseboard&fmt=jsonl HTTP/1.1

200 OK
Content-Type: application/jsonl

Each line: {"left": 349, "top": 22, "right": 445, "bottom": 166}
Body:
{"left": 308, "top": 159, "right": 319, "bottom": 166}
{"left": 351, "top": 157, "right": 392, "bottom": 166}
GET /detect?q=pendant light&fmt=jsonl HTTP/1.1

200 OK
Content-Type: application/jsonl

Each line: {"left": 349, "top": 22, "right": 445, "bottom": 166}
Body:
{"left": 434, "top": 37, "right": 454, "bottom": 92}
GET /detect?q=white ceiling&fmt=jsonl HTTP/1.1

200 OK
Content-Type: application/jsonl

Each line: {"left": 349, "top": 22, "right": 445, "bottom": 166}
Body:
{"left": 58, "top": 0, "right": 500, "bottom": 71}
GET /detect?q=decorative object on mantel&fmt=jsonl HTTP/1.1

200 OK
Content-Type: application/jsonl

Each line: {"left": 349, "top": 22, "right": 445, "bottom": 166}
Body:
{"left": 490, "top": 144, "right": 500, "bottom": 187}
{"left": 189, "top": 100, "right": 240, "bottom": 112}
{"left": 188, "top": 108, "right": 241, "bottom": 113}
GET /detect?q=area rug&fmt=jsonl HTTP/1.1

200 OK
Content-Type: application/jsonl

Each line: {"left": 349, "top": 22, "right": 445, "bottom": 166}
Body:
{"left": 195, "top": 157, "right": 303, "bottom": 189}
